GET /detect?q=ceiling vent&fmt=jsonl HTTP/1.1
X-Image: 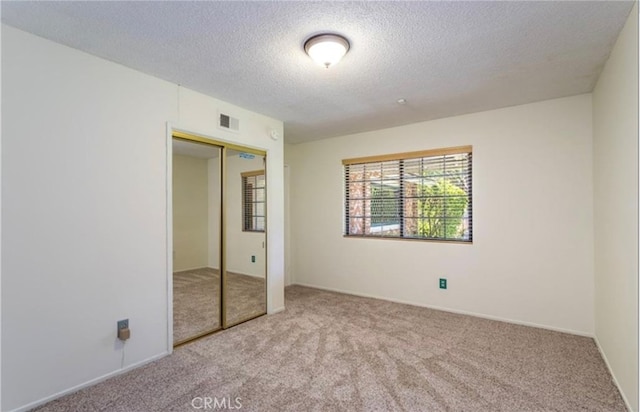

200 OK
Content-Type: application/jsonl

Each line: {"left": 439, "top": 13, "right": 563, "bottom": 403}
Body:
{"left": 218, "top": 112, "right": 240, "bottom": 133}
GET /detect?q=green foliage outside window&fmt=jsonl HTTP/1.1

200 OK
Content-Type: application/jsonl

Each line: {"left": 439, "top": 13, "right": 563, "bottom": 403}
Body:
{"left": 344, "top": 148, "right": 472, "bottom": 242}
{"left": 370, "top": 184, "right": 400, "bottom": 226}
{"left": 418, "top": 179, "right": 468, "bottom": 238}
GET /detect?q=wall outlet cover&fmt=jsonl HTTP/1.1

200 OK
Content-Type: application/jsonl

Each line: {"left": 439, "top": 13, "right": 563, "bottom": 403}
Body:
{"left": 439, "top": 278, "right": 447, "bottom": 289}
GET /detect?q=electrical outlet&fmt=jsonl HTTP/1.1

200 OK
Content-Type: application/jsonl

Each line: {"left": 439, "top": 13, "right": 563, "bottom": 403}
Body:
{"left": 117, "top": 319, "right": 129, "bottom": 330}
{"left": 251, "top": 255, "right": 256, "bottom": 263}
{"left": 439, "top": 278, "right": 447, "bottom": 289}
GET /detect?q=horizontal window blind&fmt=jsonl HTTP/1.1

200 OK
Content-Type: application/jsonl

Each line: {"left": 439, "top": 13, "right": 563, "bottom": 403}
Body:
{"left": 242, "top": 170, "right": 265, "bottom": 232}
{"left": 344, "top": 146, "right": 472, "bottom": 242}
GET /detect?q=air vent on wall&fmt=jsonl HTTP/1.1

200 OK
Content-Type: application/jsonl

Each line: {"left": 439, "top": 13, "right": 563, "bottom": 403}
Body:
{"left": 218, "top": 112, "right": 240, "bottom": 133}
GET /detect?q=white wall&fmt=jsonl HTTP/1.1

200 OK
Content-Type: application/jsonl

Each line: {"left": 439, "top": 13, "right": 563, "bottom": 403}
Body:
{"left": 287, "top": 94, "right": 594, "bottom": 335}
{"left": 173, "top": 154, "right": 209, "bottom": 271}
{"left": 225, "top": 153, "right": 266, "bottom": 278}
{"left": 1, "top": 15, "right": 5, "bottom": 412}
{"left": 284, "top": 164, "right": 292, "bottom": 286}
{"left": 592, "top": 4, "right": 638, "bottom": 411}
{"left": 1, "top": 25, "right": 284, "bottom": 412}
{"left": 207, "top": 153, "right": 269, "bottom": 276}
{"left": 176, "top": 149, "right": 268, "bottom": 277}
{"left": 207, "top": 156, "right": 221, "bottom": 270}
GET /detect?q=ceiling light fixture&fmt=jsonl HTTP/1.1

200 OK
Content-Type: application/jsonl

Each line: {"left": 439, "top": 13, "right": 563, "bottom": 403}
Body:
{"left": 304, "top": 33, "right": 350, "bottom": 68}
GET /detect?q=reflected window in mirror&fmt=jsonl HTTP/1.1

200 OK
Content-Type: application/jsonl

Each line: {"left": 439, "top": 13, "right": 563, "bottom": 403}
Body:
{"left": 242, "top": 170, "right": 265, "bottom": 232}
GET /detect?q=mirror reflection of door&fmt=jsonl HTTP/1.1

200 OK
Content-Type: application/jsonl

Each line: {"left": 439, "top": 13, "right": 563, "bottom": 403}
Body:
{"left": 172, "top": 139, "right": 222, "bottom": 344}
{"left": 223, "top": 149, "right": 267, "bottom": 327}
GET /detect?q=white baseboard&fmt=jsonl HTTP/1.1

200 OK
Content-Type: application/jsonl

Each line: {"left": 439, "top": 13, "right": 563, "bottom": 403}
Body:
{"left": 227, "top": 269, "right": 265, "bottom": 279}
{"left": 292, "top": 282, "right": 594, "bottom": 338}
{"left": 268, "top": 306, "right": 286, "bottom": 314}
{"left": 9, "top": 351, "right": 170, "bottom": 412}
{"left": 173, "top": 265, "right": 210, "bottom": 273}
{"left": 173, "top": 267, "right": 264, "bottom": 280}
{"left": 594, "top": 335, "right": 633, "bottom": 412}
{"left": 174, "top": 265, "right": 222, "bottom": 273}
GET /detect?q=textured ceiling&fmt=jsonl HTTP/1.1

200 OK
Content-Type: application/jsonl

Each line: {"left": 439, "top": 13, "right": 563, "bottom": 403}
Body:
{"left": 1, "top": 1, "right": 634, "bottom": 144}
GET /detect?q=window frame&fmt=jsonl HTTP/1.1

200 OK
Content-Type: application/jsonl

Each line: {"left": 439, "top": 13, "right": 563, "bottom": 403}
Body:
{"left": 241, "top": 169, "right": 266, "bottom": 233}
{"left": 343, "top": 145, "right": 472, "bottom": 243}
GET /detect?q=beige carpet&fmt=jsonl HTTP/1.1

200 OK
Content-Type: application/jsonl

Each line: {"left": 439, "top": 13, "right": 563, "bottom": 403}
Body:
{"left": 173, "top": 268, "right": 220, "bottom": 343}
{"left": 35, "top": 286, "right": 626, "bottom": 411}
{"left": 224, "top": 271, "right": 267, "bottom": 327}
{"left": 173, "top": 268, "right": 266, "bottom": 343}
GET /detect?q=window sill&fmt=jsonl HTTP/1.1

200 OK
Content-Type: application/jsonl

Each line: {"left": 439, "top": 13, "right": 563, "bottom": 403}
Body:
{"left": 343, "top": 234, "right": 472, "bottom": 245}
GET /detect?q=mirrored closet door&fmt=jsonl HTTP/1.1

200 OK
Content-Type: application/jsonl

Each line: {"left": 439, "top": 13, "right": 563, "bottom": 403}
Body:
{"left": 172, "top": 138, "right": 222, "bottom": 345}
{"left": 172, "top": 132, "right": 267, "bottom": 346}
{"left": 223, "top": 149, "right": 267, "bottom": 327}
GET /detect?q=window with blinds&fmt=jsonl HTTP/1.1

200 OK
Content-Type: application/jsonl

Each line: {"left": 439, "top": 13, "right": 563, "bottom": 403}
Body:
{"left": 242, "top": 170, "right": 265, "bottom": 232}
{"left": 343, "top": 146, "right": 472, "bottom": 242}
